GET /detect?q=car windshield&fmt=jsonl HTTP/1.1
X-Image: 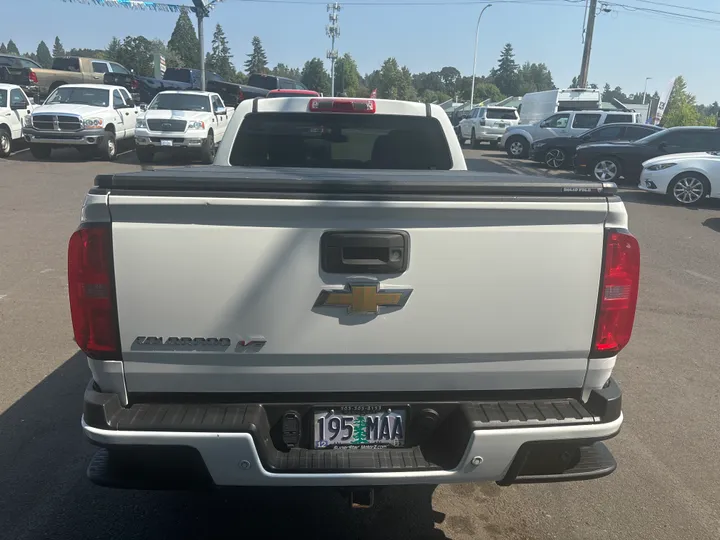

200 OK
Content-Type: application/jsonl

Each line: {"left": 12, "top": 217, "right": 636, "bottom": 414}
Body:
{"left": 149, "top": 93, "right": 210, "bottom": 112}
{"left": 45, "top": 87, "right": 109, "bottom": 107}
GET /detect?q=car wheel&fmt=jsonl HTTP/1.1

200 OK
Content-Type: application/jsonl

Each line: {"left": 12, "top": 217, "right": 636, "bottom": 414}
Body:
{"left": 136, "top": 146, "right": 154, "bottom": 164}
{"left": 506, "top": 136, "right": 528, "bottom": 159}
{"left": 544, "top": 148, "right": 566, "bottom": 169}
{"left": 29, "top": 144, "right": 51, "bottom": 160}
{"left": 0, "top": 128, "right": 11, "bottom": 158}
{"left": 200, "top": 131, "right": 215, "bottom": 164}
{"left": 471, "top": 128, "right": 480, "bottom": 149}
{"left": 668, "top": 173, "right": 708, "bottom": 206}
{"left": 99, "top": 131, "right": 117, "bottom": 161}
{"left": 591, "top": 157, "right": 622, "bottom": 182}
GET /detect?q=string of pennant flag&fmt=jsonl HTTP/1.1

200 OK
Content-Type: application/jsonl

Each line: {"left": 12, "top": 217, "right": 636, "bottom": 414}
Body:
{"left": 61, "top": 0, "right": 195, "bottom": 14}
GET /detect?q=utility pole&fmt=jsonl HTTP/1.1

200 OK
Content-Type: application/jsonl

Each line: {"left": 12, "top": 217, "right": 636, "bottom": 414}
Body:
{"left": 578, "top": 0, "right": 598, "bottom": 88}
{"left": 642, "top": 77, "right": 652, "bottom": 105}
{"left": 326, "top": 3, "right": 341, "bottom": 97}
{"left": 192, "top": 0, "right": 222, "bottom": 92}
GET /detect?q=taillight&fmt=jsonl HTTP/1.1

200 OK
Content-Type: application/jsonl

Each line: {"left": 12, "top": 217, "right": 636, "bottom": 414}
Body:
{"left": 479, "top": 119, "right": 486, "bottom": 126}
{"left": 28, "top": 70, "right": 38, "bottom": 84}
{"left": 131, "top": 78, "right": 139, "bottom": 90}
{"left": 308, "top": 98, "right": 375, "bottom": 113}
{"left": 68, "top": 224, "right": 121, "bottom": 359}
{"left": 591, "top": 230, "right": 640, "bottom": 358}
{"left": 237, "top": 89, "right": 244, "bottom": 102}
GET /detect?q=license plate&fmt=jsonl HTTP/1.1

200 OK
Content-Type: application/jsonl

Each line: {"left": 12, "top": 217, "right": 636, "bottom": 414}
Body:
{"left": 160, "top": 139, "right": 173, "bottom": 147}
{"left": 314, "top": 406, "right": 406, "bottom": 449}
{"left": 497, "top": 123, "right": 506, "bottom": 128}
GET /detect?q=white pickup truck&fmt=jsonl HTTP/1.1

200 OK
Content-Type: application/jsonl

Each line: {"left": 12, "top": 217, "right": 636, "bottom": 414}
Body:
{"left": 0, "top": 83, "right": 34, "bottom": 157}
{"left": 22, "top": 83, "right": 138, "bottom": 160}
{"left": 73, "top": 97, "right": 637, "bottom": 507}
{"left": 135, "top": 90, "right": 234, "bottom": 164}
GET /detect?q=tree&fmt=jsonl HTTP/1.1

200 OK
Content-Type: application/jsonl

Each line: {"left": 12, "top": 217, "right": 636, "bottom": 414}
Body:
{"left": 517, "top": 62, "right": 554, "bottom": 94}
{"left": 168, "top": 10, "right": 200, "bottom": 69}
{"left": 0, "top": 43, "right": 6, "bottom": 54}
{"left": 301, "top": 58, "right": 330, "bottom": 94}
{"left": 107, "top": 36, "right": 155, "bottom": 76}
{"left": 52, "top": 37, "right": 65, "bottom": 57}
{"left": 205, "top": 24, "right": 234, "bottom": 81}
{"left": 334, "top": 53, "right": 360, "bottom": 96}
{"left": 6, "top": 40, "right": 19, "bottom": 55}
{"left": 662, "top": 76, "right": 699, "bottom": 127}
{"left": 105, "top": 37, "right": 122, "bottom": 63}
{"left": 271, "top": 63, "right": 301, "bottom": 81}
{"left": 67, "top": 48, "right": 105, "bottom": 59}
{"left": 489, "top": 43, "right": 519, "bottom": 96}
{"left": 244, "top": 36, "right": 268, "bottom": 75}
{"left": 439, "top": 66, "right": 461, "bottom": 96}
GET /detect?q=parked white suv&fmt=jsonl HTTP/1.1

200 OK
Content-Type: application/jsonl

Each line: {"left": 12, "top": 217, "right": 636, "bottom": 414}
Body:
{"left": 501, "top": 110, "right": 643, "bottom": 159}
{"left": 22, "top": 84, "right": 138, "bottom": 161}
{"left": 0, "top": 83, "right": 35, "bottom": 157}
{"left": 459, "top": 105, "right": 519, "bottom": 148}
{"left": 135, "top": 90, "right": 234, "bottom": 164}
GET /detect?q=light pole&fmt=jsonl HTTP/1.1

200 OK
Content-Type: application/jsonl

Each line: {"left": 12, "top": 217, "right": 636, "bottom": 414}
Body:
{"left": 470, "top": 4, "right": 492, "bottom": 109}
{"left": 642, "top": 77, "right": 652, "bottom": 105}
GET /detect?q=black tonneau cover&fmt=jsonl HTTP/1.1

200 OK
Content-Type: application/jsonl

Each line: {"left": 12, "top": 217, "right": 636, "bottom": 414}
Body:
{"left": 94, "top": 166, "right": 617, "bottom": 198}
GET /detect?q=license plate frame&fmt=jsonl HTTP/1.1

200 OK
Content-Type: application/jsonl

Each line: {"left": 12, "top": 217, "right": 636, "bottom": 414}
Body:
{"left": 313, "top": 405, "right": 407, "bottom": 449}
{"left": 160, "top": 139, "right": 173, "bottom": 147}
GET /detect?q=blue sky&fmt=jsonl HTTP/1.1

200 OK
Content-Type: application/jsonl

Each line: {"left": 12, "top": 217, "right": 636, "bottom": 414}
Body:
{"left": 1, "top": 0, "right": 718, "bottom": 104}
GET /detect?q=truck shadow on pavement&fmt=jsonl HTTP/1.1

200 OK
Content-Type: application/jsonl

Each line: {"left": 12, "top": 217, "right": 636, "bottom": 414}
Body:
{"left": 0, "top": 352, "right": 450, "bottom": 540}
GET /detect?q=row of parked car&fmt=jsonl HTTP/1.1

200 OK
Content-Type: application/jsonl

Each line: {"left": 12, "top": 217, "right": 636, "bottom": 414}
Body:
{"left": 0, "top": 78, "right": 321, "bottom": 163}
{"left": 456, "top": 103, "right": 720, "bottom": 206}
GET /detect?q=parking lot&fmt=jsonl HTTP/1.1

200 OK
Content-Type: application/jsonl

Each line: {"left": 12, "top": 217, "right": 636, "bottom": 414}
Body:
{"left": 1, "top": 146, "right": 719, "bottom": 540}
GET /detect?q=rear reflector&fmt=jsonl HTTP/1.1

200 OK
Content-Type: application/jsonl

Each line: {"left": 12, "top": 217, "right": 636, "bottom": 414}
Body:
{"left": 591, "top": 230, "right": 640, "bottom": 358}
{"left": 68, "top": 224, "right": 121, "bottom": 359}
{"left": 309, "top": 98, "right": 376, "bottom": 113}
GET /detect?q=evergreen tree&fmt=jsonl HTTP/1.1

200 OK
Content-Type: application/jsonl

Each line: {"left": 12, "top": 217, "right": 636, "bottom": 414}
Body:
{"left": 301, "top": 58, "right": 330, "bottom": 94}
{"left": 6, "top": 40, "right": 19, "bottom": 55}
{"left": 0, "top": 43, "right": 6, "bottom": 54}
{"left": 205, "top": 24, "right": 234, "bottom": 81}
{"left": 662, "top": 76, "right": 699, "bottom": 127}
{"left": 168, "top": 10, "right": 200, "bottom": 69}
{"left": 489, "top": 43, "right": 519, "bottom": 97}
{"left": 335, "top": 53, "right": 360, "bottom": 96}
{"left": 36, "top": 41, "right": 53, "bottom": 68}
{"left": 244, "top": 36, "right": 268, "bottom": 75}
{"left": 271, "top": 63, "right": 301, "bottom": 81}
{"left": 52, "top": 37, "right": 65, "bottom": 57}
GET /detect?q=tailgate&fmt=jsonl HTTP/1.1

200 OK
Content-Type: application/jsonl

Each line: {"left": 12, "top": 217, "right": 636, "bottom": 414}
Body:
{"left": 107, "top": 176, "right": 610, "bottom": 395}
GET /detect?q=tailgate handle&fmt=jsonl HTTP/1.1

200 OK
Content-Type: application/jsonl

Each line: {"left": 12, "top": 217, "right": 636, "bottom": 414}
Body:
{"left": 320, "top": 231, "right": 410, "bottom": 274}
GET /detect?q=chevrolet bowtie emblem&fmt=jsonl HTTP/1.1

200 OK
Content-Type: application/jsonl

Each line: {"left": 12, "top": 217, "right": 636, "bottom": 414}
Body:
{"left": 313, "top": 282, "right": 413, "bottom": 315}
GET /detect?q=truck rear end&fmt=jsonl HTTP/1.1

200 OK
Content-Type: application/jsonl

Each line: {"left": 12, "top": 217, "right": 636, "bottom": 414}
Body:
{"left": 74, "top": 97, "right": 637, "bottom": 497}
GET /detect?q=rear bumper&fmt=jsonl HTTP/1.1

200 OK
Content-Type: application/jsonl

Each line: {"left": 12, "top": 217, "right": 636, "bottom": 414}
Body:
{"left": 82, "top": 379, "right": 623, "bottom": 489}
{"left": 474, "top": 128, "right": 505, "bottom": 142}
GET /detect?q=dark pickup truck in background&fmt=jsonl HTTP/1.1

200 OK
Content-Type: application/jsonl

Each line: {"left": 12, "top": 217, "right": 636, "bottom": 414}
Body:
{"left": 105, "top": 68, "right": 308, "bottom": 106}
{"left": 0, "top": 54, "right": 42, "bottom": 101}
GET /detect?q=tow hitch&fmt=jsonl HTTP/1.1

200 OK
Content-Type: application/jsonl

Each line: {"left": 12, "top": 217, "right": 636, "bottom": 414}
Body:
{"left": 343, "top": 487, "right": 375, "bottom": 509}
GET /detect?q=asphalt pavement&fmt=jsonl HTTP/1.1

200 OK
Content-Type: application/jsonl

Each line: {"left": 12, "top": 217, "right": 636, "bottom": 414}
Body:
{"left": 1, "top": 145, "right": 719, "bottom": 540}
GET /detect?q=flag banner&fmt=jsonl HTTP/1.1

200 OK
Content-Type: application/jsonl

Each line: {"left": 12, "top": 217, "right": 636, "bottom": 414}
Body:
{"left": 61, "top": 0, "right": 195, "bottom": 13}
{"left": 653, "top": 77, "right": 676, "bottom": 126}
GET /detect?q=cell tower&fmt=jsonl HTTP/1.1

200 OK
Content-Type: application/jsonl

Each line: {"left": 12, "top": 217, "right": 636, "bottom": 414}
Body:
{"left": 326, "top": 3, "right": 341, "bottom": 97}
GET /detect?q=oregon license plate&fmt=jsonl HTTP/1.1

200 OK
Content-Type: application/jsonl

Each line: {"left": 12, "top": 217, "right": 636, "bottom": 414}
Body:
{"left": 314, "top": 406, "right": 406, "bottom": 449}
{"left": 160, "top": 139, "right": 173, "bottom": 147}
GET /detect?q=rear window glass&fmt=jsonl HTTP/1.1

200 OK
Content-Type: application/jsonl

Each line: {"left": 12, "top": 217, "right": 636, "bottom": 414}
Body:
{"left": 248, "top": 74, "right": 278, "bottom": 90}
{"left": 486, "top": 108, "right": 518, "bottom": 120}
{"left": 604, "top": 114, "right": 633, "bottom": 124}
{"left": 51, "top": 57, "right": 80, "bottom": 72}
{"left": 230, "top": 112, "right": 453, "bottom": 170}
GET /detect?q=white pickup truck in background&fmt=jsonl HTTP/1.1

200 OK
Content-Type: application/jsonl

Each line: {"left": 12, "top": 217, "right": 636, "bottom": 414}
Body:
{"left": 73, "top": 96, "right": 638, "bottom": 508}
{"left": 0, "top": 83, "right": 34, "bottom": 157}
{"left": 22, "top": 83, "right": 138, "bottom": 161}
{"left": 134, "top": 90, "right": 234, "bottom": 164}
